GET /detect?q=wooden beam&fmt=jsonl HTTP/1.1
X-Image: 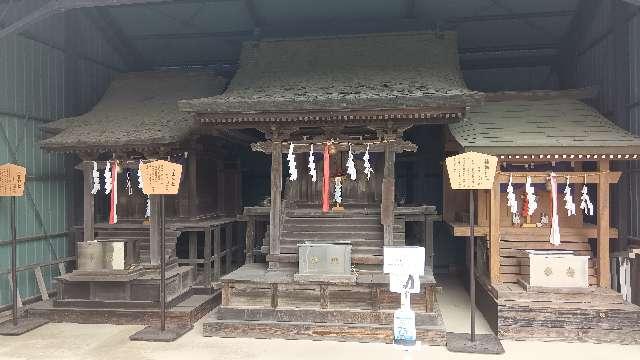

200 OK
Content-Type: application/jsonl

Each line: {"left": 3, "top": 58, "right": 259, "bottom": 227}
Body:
{"left": 597, "top": 160, "right": 611, "bottom": 288}
{"left": 269, "top": 140, "right": 283, "bottom": 269}
{"left": 447, "top": 10, "right": 575, "bottom": 24}
{"left": 82, "top": 162, "right": 95, "bottom": 242}
{"left": 85, "top": 8, "right": 147, "bottom": 70}
{"left": 497, "top": 171, "right": 622, "bottom": 184}
{"left": 489, "top": 174, "right": 501, "bottom": 285}
{"left": 251, "top": 140, "right": 417, "bottom": 154}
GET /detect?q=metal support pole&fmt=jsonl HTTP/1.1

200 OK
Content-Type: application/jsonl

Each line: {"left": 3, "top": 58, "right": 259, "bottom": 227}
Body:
{"left": 11, "top": 196, "right": 18, "bottom": 326}
{"left": 469, "top": 189, "right": 476, "bottom": 342}
{"left": 160, "top": 194, "right": 166, "bottom": 332}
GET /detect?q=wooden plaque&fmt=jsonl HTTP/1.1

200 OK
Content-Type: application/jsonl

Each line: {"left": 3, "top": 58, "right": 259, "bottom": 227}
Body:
{"left": 445, "top": 152, "right": 498, "bottom": 190}
{"left": 139, "top": 160, "right": 182, "bottom": 195}
{"left": 0, "top": 163, "right": 27, "bottom": 197}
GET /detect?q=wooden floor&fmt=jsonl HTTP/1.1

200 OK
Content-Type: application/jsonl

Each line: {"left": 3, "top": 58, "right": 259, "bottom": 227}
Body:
{"left": 476, "top": 275, "right": 640, "bottom": 344}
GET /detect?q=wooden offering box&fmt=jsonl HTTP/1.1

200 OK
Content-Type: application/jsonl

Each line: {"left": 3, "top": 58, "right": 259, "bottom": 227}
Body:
{"left": 522, "top": 250, "right": 589, "bottom": 288}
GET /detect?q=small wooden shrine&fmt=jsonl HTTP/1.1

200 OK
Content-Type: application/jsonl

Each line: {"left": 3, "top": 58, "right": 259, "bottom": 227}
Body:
{"left": 180, "top": 31, "right": 482, "bottom": 343}
{"left": 445, "top": 90, "right": 640, "bottom": 344}
{"left": 32, "top": 70, "right": 247, "bottom": 326}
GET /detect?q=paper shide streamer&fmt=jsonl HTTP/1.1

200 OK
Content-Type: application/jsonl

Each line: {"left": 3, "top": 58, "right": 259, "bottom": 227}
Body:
{"left": 564, "top": 177, "right": 576, "bottom": 216}
{"left": 346, "top": 145, "right": 356, "bottom": 180}
{"left": 580, "top": 184, "right": 594, "bottom": 216}
{"left": 506, "top": 175, "right": 518, "bottom": 215}
{"left": 287, "top": 144, "right": 297, "bottom": 181}
{"left": 308, "top": 144, "right": 316, "bottom": 182}
{"left": 525, "top": 176, "right": 537, "bottom": 216}
{"left": 363, "top": 144, "right": 373, "bottom": 180}
{"left": 549, "top": 173, "right": 560, "bottom": 245}
{"left": 334, "top": 177, "right": 342, "bottom": 204}
{"left": 91, "top": 161, "right": 100, "bottom": 194}
{"left": 104, "top": 161, "right": 112, "bottom": 195}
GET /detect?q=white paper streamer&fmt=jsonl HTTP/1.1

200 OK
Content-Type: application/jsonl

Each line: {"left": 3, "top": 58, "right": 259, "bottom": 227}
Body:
{"left": 145, "top": 196, "right": 151, "bottom": 218}
{"left": 308, "top": 144, "right": 317, "bottom": 182}
{"left": 346, "top": 145, "right": 356, "bottom": 180}
{"left": 334, "top": 177, "right": 342, "bottom": 204}
{"left": 137, "top": 160, "right": 144, "bottom": 190}
{"left": 104, "top": 160, "right": 112, "bottom": 194}
{"left": 580, "top": 185, "right": 594, "bottom": 216}
{"left": 549, "top": 173, "right": 560, "bottom": 246}
{"left": 287, "top": 144, "right": 297, "bottom": 181}
{"left": 525, "top": 176, "right": 537, "bottom": 216}
{"left": 506, "top": 175, "right": 518, "bottom": 215}
{"left": 564, "top": 178, "right": 576, "bottom": 216}
{"left": 363, "top": 144, "right": 373, "bottom": 180}
{"left": 91, "top": 161, "right": 100, "bottom": 195}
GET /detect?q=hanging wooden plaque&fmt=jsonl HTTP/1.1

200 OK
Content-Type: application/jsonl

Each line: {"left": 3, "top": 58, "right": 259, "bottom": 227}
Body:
{"left": 445, "top": 152, "right": 498, "bottom": 190}
{"left": 139, "top": 160, "right": 182, "bottom": 195}
{"left": 0, "top": 163, "right": 27, "bottom": 197}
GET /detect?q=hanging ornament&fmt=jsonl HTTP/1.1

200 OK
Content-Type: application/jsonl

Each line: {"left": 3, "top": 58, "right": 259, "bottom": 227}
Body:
{"left": 512, "top": 213, "right": 521, "bottom": 225}
{"left": 91, "top": 161, "right": 100, "bottom": 195}
{"left": 104, "top": 161, "right": 112, "bottom": 195}
{"left": 287, "top": 143, "right": 297, "bottom": 181}
{"left": 308, "top": 144, "right": 317, "bottom": 182}
{"left": 363, "top": 144, "right": 373, "bottom": 180}
{"left": 126, "top": 170, "right": 133, "bottom": 196}
{"left": 109, "top": 161, "right": 118, "bottom": 224}
{"left": 549, "top": 173, "right": 561, "bottom": 245}
{"left": 145, "top": 196, "right": 151, "bottom": 218}
{"left": 506, "top": 175, "right": 518, "bottom": 215}
{"left": 322, "top": 144, "right": 330, "bottom": 213}
{"left": 564, "top": 177, "right": 576, "bottom": 216}
{"left": 580, "top": 184, "right": 594, "bottom": 216}
{"left": 137, "top": 160, "right": 144, "bottom": 191}
{"left": 525, "top": 176, "right": 537, "bottom": 216}
{"left": 346, "top": 145, "right": 357, "bottom": 180}
{"left": 334, "top": 177, "right": 343, "bottom": 205}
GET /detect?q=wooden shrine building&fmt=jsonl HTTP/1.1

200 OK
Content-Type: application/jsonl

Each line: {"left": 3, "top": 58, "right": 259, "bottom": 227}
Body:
{"left": 32, "top": 70, "right": 247, "bottom": 326}
{"left": 445, "top": 90, "right": 640, "bottom": 343}
{"left": 179, "top": 31, "right": 482, "bottom": 343}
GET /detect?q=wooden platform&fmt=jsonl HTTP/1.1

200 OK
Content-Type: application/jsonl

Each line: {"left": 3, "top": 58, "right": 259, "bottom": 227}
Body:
{"left": 476, "top": 275, "right": 640, "bottom": 344}
{"left": 203, "top": 263, "right": 445, "bottom": 344}
{"left": 27, "top": 292, "right": 219, "bottom": 327}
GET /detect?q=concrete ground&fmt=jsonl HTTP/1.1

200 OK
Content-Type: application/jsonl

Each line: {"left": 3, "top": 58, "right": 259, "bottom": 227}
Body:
{"left": 0, "top": 274, "right": 638, "bottom": 359}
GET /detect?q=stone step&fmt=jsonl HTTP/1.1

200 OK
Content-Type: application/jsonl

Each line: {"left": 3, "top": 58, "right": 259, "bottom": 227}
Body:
{"left": 281, "top": 231, "right": 384, "bottom": 241}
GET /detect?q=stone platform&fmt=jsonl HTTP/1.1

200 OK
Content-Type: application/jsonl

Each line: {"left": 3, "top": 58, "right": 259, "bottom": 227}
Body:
{"left": 203, "top": 263, "right": 445, "bottom": 344}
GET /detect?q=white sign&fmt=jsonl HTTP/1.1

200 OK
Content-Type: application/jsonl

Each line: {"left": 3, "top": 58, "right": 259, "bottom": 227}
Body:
{"left": 383, "top": 247, "right": 425, "bottom": 275}
{"left": 393, "top": 309, "right": 416, "bottom": 343}
{"left": 390, "top": 273, "right": 421, "bottom": 294}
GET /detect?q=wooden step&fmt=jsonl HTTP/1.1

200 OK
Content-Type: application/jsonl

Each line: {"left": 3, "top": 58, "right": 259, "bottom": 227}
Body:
{"left": 281, "top": 231, "right": 384, "bottom": 241}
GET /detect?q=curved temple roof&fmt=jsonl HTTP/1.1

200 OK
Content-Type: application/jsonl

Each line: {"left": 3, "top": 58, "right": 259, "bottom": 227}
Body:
{"left": 449, "top": 92, "right": 640, "bottom": 158}
{"left": 40, "top": 70, "right": 227, "bottom": 153}
{"left": 179, "top": 31, "right": 483, "bottom": 123}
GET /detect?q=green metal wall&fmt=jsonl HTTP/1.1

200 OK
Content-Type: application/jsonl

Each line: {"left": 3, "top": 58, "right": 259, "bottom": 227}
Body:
{"left": 0, "top": 6, "right": 123, "bottom": 307}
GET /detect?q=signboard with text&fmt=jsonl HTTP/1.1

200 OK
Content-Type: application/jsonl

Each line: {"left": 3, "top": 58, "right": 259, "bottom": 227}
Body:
{"left": 139, "top": 160, "right": 182, "bottom": 195}
{"left": 0, "top": 163, "right": 26, "bottom": 197}
{"left": 383, "top": 246, "right": 425, "bottom": 275}
{"left": 445, "top": 152, "right": 498, "bottom": 190}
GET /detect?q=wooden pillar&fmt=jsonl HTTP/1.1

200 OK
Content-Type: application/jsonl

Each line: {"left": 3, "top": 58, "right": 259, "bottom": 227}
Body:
{"left": 149, "top": 195, "right": 161, "bottom": 265}
{"left": 489, "top": 175, "right": 501, "bottom": 285}
{"left": 189, "top": 232, "right": 198, "bottom": 282}
{"left": 381, "top": 141, "right": 396, "bottom": 246}
{"left": 424, "top": 216, "right": 434, "bottom": 270}
{"left": 204, "top": 226, "right": 214, "bottom": 287}
{"left": 598, "top": 160, "right": 611, "bottom": 288}
{"left": 217, "top": 160, "right": 225, "bottom": 214}
{"left": 245, "top": 217, "right": 255, "bottom": 264}
{"left": 213, "top": 225, "right": 221, "bottom": 281}
{"left": 225, "top": 223, "right": 233, "bottom": 273}
{"left": 269, "top": 141, "right": 283, "bottom": 268}
{"left": 188, "top": 152, "right": 198, "bottom": 218}
{"left": 82, "top": 161, "right": 95, "bottom": 243}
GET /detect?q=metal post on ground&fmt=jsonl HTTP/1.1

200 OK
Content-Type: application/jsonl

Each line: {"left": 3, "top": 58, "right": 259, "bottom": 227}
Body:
{"left": 0, "top": 190, "right": 49, "bottom": 336}
{"left": 469, "top": 189, "right": 476, "bottom": 342}
{"left": 160, "top": 194, "right": 166, "bottom": 332}
{"left": 130, "top": 160, "right": 192, "bottom": 342}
